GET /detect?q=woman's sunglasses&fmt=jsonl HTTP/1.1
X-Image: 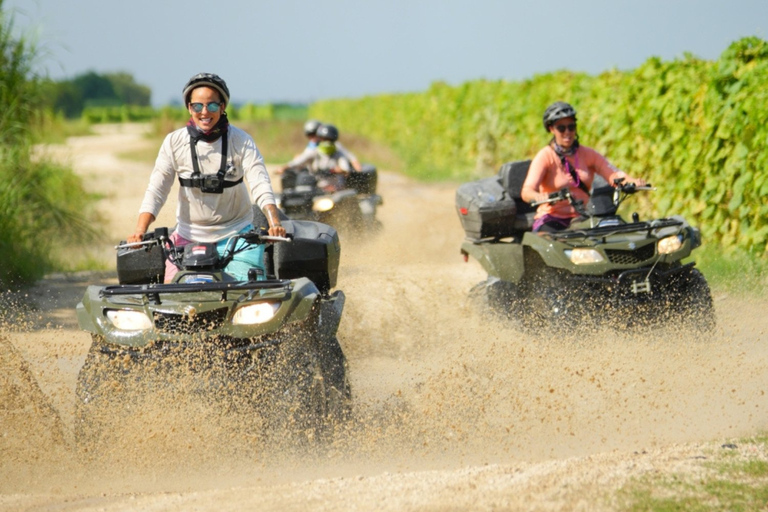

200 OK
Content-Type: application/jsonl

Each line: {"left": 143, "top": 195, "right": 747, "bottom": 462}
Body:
{"left": 190, "top": 102, "right": 221, "bottom": 113}
{"left": 554, "top": 123, "right": 577, "bottom": 133}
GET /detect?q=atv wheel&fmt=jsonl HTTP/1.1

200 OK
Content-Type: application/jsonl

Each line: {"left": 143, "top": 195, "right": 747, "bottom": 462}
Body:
{"left": 74, "top": 335, "right": 144, "bottom": 460}
{"left": 668, "top": 268, "right": 716, "bottom": 332}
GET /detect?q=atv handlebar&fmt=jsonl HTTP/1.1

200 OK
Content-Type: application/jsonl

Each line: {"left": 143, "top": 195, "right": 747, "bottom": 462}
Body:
{"left": 115, "top": 229, "right": 292, "bottom": 251}
{"left": 529, "top": 180, "right": 655, "bottom": 208}
{"left": 530, "top": 189, "right": 572, "bottom": 208}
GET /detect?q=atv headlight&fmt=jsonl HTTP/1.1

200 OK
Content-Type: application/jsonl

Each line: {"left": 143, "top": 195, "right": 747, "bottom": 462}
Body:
{"left": 564, "top": 248, "right": 605, "bottom": 265}
{"left": 313, "top": 197, "right": 335, "bottom": 212}
{"left": 106, "top": 309, "right": 153, "bottom": 331}
{"left": 657, "top": 235, "right": 683, "bottom": 255}
{"left": 232, "top": 302, "right": 280, "bottom": 325}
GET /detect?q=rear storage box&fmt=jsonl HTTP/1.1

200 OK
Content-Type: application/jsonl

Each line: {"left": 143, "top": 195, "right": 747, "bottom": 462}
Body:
{"left": 456, "top": 176, "right": 517, "bottom": 239}
{"left": 272, "top": 220, "right": 340, "bottom": 293}
{"left": 346, "top": 164, "right": 378, "bottom": 194}
{"left": 116, "top": 240, "right": 166, "bottom": 284}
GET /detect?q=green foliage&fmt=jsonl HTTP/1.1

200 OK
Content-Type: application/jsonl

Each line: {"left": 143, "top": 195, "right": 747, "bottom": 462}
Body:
{"left": 82, "top": 105, "right": 157, "bottom": 123}
{"left": 310, "top": 37, "right": 768, "bottom": 256}
{"left": 41, "top": 70, "right": 151, "bottom": 119}
{"left": 0, "top": 0, "right": 99, "bottom": 286}
{"left": 0, "top": 0, "right": 39, "bottom": 146}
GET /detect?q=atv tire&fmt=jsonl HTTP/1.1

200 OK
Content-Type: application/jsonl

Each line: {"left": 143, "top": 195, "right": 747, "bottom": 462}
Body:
{"left": 669, "top": 268, "right": 716, "bottom": 333}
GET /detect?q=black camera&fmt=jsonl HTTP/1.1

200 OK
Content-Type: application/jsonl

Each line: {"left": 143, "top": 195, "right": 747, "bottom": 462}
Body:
{"left": 200, "top": 175, "right": 224, "bottom": 193}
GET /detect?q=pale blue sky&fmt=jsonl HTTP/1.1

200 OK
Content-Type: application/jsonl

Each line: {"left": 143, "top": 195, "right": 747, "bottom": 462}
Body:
{"left": 7, "top": 0, "right": 767, "bottom": 106}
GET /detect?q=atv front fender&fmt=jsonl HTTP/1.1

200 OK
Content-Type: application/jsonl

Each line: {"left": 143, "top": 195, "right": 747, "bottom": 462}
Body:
{"left": 461, "top": 240, "right": 525, "bottom": 283}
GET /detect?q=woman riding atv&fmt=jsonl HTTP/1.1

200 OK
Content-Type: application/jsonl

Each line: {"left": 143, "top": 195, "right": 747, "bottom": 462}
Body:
{"left": 521, "top": 101, "right": 646, "bottom": 232}
{"left": 127, "top": 72, "right": 286, "bottom": 282}
{"left": 278, "top": 123, "right": 358, "bottom": 192}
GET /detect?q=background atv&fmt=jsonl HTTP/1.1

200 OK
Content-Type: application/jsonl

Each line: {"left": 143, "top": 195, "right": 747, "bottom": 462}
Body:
{"left": 74, "top": 215, "right": 350, "bottom": 456}
{"left": 277, "top": 165, "right": 383, "bottom": 233}
{"left": 456, "top": 160, "right": 715, "bottom": 333}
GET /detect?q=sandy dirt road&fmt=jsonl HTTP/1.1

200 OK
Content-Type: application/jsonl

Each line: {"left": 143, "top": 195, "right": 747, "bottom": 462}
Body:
{"left": 1, "top": 124, "right": 767, "bottom": 511}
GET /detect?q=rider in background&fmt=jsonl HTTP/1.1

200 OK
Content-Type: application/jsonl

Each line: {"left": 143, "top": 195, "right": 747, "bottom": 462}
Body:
{"left": 287, "top": 120, "right": 363, "bottom": 172}
{"left": 127, "top": 72, "right": 286, "bottom": 282}
{"left": 521, "top": 101, "right": 646, "bottom": 232}
{"left": 278, "top": 123, "right": 359, "bottom": 191}
{"left": 303, "top": 119, "right": 322, "bottom": 149}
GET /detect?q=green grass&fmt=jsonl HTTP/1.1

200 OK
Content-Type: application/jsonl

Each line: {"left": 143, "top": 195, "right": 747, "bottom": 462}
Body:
{"left": 617, "top": 435, "right": 768, "bottom": 511}
{"left": 695, "top": 246, "right": 768, "bottom": 297}
{"left": 31, "top": 113, "right": 94, "bottom": 144}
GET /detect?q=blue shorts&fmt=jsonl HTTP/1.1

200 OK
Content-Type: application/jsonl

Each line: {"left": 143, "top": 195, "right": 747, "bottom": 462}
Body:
{"left": 166, "top": 225, "right": 266, "bottom": 282}
{"left": 217, "top": 225, "right": 266, "bottom": 281}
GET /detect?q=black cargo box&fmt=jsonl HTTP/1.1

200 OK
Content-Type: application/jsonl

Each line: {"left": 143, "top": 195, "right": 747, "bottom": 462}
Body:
{"left": 456, "top": 176, "right": 517, "bottom": 239}
{"left": 116, "top": 240, "right": 166, "bottom": 284}
{"left": 272, "top": 220, "right": 340, "bottom": 293}
{"left": 346, "top": 164, "right": 378, "bottom": 194}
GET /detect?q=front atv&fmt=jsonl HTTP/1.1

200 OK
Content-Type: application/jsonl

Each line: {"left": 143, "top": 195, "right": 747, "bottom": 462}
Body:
{"left": 457, "top": 160, "right": 715, "bottom": 333}
{"left": 74, "top": 219, "right": 350, "bottom": 455}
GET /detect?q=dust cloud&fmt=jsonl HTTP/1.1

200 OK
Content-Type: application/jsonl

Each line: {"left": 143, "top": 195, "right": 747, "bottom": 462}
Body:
{"left": 1, "top": 125, "right": 766, "bottom": 510}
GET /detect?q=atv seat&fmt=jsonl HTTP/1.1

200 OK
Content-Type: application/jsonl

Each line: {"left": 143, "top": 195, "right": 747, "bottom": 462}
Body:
{"left": 497, "top": 160, "right": 536, "bottom": 232}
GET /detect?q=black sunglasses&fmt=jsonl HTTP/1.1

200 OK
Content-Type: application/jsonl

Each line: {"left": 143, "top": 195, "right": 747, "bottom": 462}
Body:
{"left": 190, "top": 102, "right": 222, "bottom": 113}
{"left": 554, "top": 123, "right": 577, "bottom": 133}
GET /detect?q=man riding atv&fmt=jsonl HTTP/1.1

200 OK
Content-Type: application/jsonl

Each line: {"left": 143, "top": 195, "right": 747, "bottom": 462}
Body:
{"left": 521, "top": 101, "right": 646, "bottom": 232}
{"left": 278, "top": 124, "right": 361, "bottom": 192}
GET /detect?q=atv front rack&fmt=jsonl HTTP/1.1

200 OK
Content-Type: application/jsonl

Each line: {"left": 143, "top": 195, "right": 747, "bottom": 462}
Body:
{"left": 549, "top": 218, "right": 684, "bottom": 241}
{"left": 99, "top": 279, "right": 293, "bottom": 304}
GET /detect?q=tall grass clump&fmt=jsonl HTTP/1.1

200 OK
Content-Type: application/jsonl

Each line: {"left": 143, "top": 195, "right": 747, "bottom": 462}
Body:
{"left": 0, "top": 1, "right": 99, "bottom": 286}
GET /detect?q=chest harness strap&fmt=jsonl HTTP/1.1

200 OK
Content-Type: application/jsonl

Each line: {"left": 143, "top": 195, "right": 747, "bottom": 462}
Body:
{"left": 178, "top": 131, "right": 242, "bottom": 193}
{"left": 552, "top": 139, "right": 590, "bottom": 196}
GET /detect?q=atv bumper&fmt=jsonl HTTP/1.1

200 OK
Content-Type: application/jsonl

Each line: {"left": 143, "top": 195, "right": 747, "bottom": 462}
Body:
{"left": 76, "top": 277, "right": 324, "bottom": 348}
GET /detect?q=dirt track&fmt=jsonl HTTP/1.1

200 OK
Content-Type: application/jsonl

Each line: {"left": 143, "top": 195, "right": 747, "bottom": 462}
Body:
{"left": 1, "top": 124, "right": 767, "bottom": 511}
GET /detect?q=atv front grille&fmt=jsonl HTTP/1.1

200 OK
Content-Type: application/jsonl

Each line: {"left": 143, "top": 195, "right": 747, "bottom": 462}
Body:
{"left": 605, "top": 244, "right": 656, "bottom": 265}
{"left": 153, "top": 307, "right": 229, "bottom": 335}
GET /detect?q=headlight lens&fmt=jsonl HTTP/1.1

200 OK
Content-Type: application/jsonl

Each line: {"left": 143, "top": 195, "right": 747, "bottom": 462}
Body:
{"left": 313, "top": 197, "right": 335, "bottom": 212}
{"left": 657, "top": 235, "right": 683, "bottom": 254}
{"left": 232, "top": 302, "right": 280, "bottom": 325}
{"left": 106, "top": 309, "right": 153, "bottom": 330}
{"left": 564, "top": 248, "right": 605, "bottom": 265}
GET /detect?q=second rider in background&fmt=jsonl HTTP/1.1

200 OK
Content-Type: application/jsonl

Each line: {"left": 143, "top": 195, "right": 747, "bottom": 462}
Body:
{"left": 278, "top": 123, "right": 360, "bottom": 191}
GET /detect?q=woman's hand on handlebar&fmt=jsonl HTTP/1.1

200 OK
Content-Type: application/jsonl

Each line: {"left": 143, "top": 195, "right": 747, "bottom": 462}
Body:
{"left": 268, "top": 225, "right": 287, "bottom": 238}
{"left": 126, "top": 231, "right": 146, "bottom": 244}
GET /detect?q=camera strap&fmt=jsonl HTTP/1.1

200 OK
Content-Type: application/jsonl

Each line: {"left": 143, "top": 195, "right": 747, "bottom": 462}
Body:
{"left": 179, "top": 130, "right": 242, "bottom": 192}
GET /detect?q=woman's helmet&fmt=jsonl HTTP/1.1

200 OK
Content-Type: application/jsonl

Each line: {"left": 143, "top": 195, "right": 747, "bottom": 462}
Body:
{"left": 316, "top": 123, "right": 339, "bottom": 142}
{"left": 303, "top": 119, "right": 322, "bottom": 136}
{"left": 182, "top": 73, "right": 230, "bottom": 104}
{"left": 542, "top": 101, "right": 577, "bottom": 131}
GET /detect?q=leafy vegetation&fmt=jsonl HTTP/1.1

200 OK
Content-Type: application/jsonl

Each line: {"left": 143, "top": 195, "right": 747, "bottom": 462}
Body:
{"left": 40, "top": 70, "right": 151, "bottom": 118}
{"left": 311, "top": 37, "right": 768, "bottom": 256}
{"left": 0, "top": 0, "right": 99, "bottom": 286}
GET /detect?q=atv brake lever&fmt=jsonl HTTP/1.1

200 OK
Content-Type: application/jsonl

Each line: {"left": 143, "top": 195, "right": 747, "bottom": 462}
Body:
{"left": 530, "top": 189, "right": 570, "bottom": 208}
